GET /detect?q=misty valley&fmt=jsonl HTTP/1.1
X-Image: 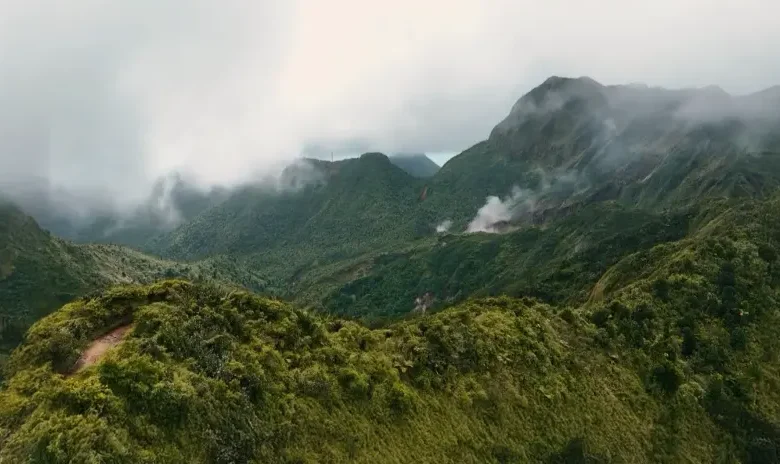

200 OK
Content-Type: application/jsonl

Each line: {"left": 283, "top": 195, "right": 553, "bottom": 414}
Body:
{"left": 3, "top": 75, "right": 780, "bottom": 463}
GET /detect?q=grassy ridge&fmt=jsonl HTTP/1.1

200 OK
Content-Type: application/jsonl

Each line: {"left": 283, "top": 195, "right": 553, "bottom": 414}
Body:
{"left": 0, "top": 282, "right": 720, "bottom": 462}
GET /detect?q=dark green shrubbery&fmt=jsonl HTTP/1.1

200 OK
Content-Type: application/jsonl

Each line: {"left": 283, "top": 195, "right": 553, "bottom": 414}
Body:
{"left": 0, "top": 281, "right": 718, "bottom": 462}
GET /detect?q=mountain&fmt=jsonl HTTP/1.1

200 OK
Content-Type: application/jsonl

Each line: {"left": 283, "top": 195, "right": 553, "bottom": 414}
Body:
{"left": 148, "top": 154, "right": 434, "bottom": 279}
{"left": 424, "top": 76, "right": 780, "bottom": 229}
{"left": 132, "top": 76, "right": 780, "bottom": 320}
{"left": 8, "top": 76, "right": 780, "bottom": 326}
{"left": 4, "top": 76, "right": 780, "bottom": 461}
{"left": 3, "top": 204, "right": 780, "bottom": 463}
{"left": 388, "top": 153, "right": 440, "bottom": 177}
{"left": 0, "top": 201, "right": 275, "bottom": 358}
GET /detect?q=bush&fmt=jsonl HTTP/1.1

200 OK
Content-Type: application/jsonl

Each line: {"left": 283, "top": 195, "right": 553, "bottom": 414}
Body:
{"left": 650, "top": 361, "right": 684, "bottom": 394}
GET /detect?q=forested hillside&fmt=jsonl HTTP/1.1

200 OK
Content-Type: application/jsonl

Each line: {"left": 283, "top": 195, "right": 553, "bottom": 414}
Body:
{"left": 147, "top": 154, "right": 434, "bottom": 285}
{"left": 133, "top": 78, "right": 780, "bottom": 307}
{"left": 387, "top": 153, "right": 441, "bottom": 178}
{"left": 318, "top": 202, "right": 695, "bottom": 321}
{"left": 0, "top": 202, "right": 275, "bottom": 362}
{"left": 2, "top": 224, "right": 779, "bottom": 463}
{"left": 3, "top": 76, "right": 780, "bottom": 462}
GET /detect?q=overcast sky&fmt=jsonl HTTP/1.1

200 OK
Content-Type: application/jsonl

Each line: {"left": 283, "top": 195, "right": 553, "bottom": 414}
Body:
{"left": 1, "top": 0, "right": 779, "bottom": 206}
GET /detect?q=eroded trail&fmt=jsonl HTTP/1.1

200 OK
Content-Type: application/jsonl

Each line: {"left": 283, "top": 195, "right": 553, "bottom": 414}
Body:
{"left": 71, "top": 325, "right": 132, "bottom": 374}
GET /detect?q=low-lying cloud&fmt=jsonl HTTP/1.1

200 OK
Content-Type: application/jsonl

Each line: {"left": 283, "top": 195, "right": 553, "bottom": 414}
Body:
{"left": 1, "top": 0, "right": 779, "bottom": 216}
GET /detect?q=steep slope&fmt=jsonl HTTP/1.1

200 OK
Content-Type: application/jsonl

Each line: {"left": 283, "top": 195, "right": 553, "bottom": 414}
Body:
{"left": 388, "top": 153, "right": 440, "bottom": 177}
{"left": 121, "top": 78, "right": 780, "bottom": 324}
{"left": 0, "top": 202, "right": 274, "bottom": 355}
{"left": 151, "top": 153, "right": 431, "bottom": 276}
{"left": 317, "top": 201, "right": 696, "bottom": 321}
{"left": 424, "top": 77, "right": 780, "bottom": 229}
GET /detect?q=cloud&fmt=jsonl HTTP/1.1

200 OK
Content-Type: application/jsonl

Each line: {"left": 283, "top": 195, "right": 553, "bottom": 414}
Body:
{"left": 0, "top": 0, "right": 779, "bottom": 213}
{"left": 276, "top": 159, "right": 328, "bottom": 192}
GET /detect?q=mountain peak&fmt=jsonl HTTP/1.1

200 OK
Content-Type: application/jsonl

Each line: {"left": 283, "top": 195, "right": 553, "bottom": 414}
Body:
{"left": 539, "top": 75, "right": 602, "bottom": 89}
{"left": 358, "top": 152, "right": 391, "bottom": 163}
{"left": 492, "top": 76, "right": 607, "bottom": 135}
{"left": 0, "top": 200, "right": 35, "bottom": 232}
{"left": 699, "top": 84, "right": 729, "bottom": 97}
{"left": 388, "top": 153, "right": 440, "bottom": 178}
{"left": 0, "top": 200, "right": 50, "bottom": 259}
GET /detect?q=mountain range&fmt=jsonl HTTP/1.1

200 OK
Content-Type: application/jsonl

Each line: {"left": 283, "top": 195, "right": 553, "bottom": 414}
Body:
{"left": 2, "top": 76, "right": 780, "bottom": 462}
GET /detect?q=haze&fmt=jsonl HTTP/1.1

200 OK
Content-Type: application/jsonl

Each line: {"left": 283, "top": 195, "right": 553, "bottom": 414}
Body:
{"left": 1, "top": 0, "right": 779, "bottom": 209}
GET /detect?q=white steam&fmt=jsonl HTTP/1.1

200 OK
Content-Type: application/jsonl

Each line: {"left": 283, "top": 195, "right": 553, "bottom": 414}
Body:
{"left": 466, "top": 170, "right": 586, "bottom": 234}
{"left": 435, "top": 219, "right": 453, "bottom": 233}
{"left": 467, "top": 186, "right": 531, "bottom": 233}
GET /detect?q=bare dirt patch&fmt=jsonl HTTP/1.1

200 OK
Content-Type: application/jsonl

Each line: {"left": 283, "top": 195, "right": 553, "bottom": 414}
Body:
{"left": 71, "top": 325, "right": 132, "bottom": 374}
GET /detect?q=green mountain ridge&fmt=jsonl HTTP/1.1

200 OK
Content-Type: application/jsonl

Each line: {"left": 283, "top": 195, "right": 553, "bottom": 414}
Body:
{"left": 387, "top": 153, "right": 441, "bottom": 178}
{"left": 425, "top": 77, "right": 780, "bottom": 228}
{"left": 10, "top": 153, "right": 437, "bottom": 248}
{"left": 140, "top": 77, "right": 780, "bottom": 322}
{"left": 3, "top": 75, "right": 780, "bottom": 462}
{"left": 149, "top": 78, "right": 780, "bottom": 261}
{"left": 148, "top": 153, "right": 431, "bottom": 275}
{"left": 3, "top": 191, "right": 780, "bottom": 462}
{"left": 0, "top": 202, "right": 275, "bottom": 358}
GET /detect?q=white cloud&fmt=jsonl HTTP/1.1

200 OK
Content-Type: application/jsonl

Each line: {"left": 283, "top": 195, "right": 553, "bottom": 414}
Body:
{"left": 0, "top": 0, "right": 778, "bottom": 209}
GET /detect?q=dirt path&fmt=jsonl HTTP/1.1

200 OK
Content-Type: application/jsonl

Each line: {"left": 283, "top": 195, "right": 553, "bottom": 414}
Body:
{"left": 71, "top": 325, "right": 132, "bottom": 374}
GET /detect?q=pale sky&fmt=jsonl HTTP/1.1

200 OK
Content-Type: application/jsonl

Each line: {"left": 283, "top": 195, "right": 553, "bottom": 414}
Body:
{"left": 1, "top": 0, "right": 779, "bottom": 207}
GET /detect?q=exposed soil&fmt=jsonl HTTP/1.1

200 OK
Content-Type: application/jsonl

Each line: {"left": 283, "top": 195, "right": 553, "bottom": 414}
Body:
{"left": 70, "top": 325, "right": 132, "bottom": 374}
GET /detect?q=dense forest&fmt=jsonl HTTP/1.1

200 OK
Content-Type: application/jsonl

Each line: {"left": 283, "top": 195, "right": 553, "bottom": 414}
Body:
{"left": 2, "top": 76, "right": 780, "bottom": 462}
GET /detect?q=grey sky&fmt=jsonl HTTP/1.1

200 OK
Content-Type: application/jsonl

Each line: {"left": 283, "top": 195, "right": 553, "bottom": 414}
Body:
{"left": 1, "top": 0, "right": 779, "bottom": 207}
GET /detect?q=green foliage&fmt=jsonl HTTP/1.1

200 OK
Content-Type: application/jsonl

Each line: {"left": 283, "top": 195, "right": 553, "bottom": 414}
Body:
{"left": 0, "top": 204, "right": 277, "bottom": 360}
{"left": 0, "top": 283, "right": 706, "bottom": 461}
{"left": 148, "top": 154, "right": 428, "bottom": 264}
{"left": 387, "top": 153, "right": 440, "bottom": 178}
{"left": 319, "top": 202, "right": 692, "bottom": 320}
{"left": 0, "top": 268, "right": 778, "bottom": 462}
{"left": 4, "top": 77, "right": 780, "bottom": 462}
